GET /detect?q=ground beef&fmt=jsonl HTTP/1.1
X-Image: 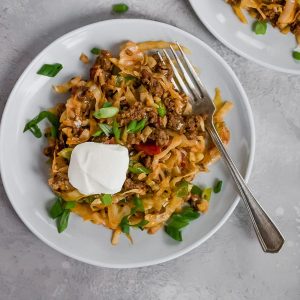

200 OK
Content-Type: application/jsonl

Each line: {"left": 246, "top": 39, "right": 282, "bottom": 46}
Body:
{"left": 147, "top": 108, "right": 159, "bottom": 126}
{"left": 123, "top": 178, "right": 147, "bottom": 191}
{"left": 143, "top": 156, "right": 152, "bottom": 169}
{"left": 117, "top": 102, "right": 147, "bottom": 126}
{"left": 153, "top": 55, "right": 174, "bottom": 81}
{"left": 90, "top": 50, "right": 113, "bottom": 80}
{"left": 141, "top": 69, "right": 164, "bottom": 97}
{"left": 49, "top": 172, "right": 74, "bottom": 192}
{"left": 164, "top": 97, "right": 176, "bottom": 112}
{"left": 127, "top": 133, "right": 143, "bottom": 145}
{"left": 184, "top": 115, "right": 205, "bottom": 139}
{"left": 43, "top": 146, "right": 55, "bottom": 157}
{"left": 166, "top": 112, "right": 185, "bottom": 133}
{"left": 148, "top": 128, "right": 170, "bottom": 147}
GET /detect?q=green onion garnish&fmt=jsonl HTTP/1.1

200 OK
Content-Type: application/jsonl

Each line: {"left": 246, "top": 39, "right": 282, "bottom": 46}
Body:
{"left": 57, "top": 210, "right": 70, "bottom": 233}
{"left": 133, "top": 195, "right": 144, "bottom": 212}
{"left": 37, "top": 63, "right": 63, "bottom": 77}
{"left": 113, "top": 119, "right": 121, "bottom": 142}
{"left": 64, "top": 201, "right": 76, "bottom": 209}
{"left": 164, "top": 207, "right": 199, "bottom": 241}
{"left": 134, "top": 118, "right": 147, "bottom": 132}
{"left": 127, "top": 120, "right": 137, "bottom": 133}
{"left": 253, "top": 21, "right": 267, "bottom": 35}
{"left": 93, "top": 107, "right": 119, "bottom": 119}
{"left": 24, "top": 111, "right": 59, "bottom": 138}
{"left": 49, "top": 197, "right": 75, "bottom": 233}
{"left": 103, "top": 102, "right": 113, "bottom": 108}
{"left": 120, "top": 216, "right": 130, "bottom": 234}
{"left": 292, "top": 51, "right": 300, "bottom": 60}
{"left": 176, "top": 180, "right": 189, "bottom": 197}
{"left": 91, "top": 47, "right": 101, "bottom": 55}
{"left": 99, "top": 123, "right": 112, "bottom": 136}
{"left": 213, "top": 180, "right": 223, "bottom": 194}
{"left": 202, "top": 188, "right": 212, "bottom": 201}
{"left": 127, "top": 118, "right": 147, "bottom": 133}
{"left": 124, "top": 75, "right": 136, "bottom": 82}
{"left": 49, "top": 197, "right": 64, "bottom": 219}
{"left": 58, "top": 148, "right": 73, "bottom": 160}
{"left": 112, "top": 3, "right": 129, "bottom": 13}
{"left": 102, "top": 194, "right": 113, "bottom": 205}
{"left": 191, "top": 185, "right": 202, "bottom": 196}
{"left": 157, "top": 102, "right": 167, "bottom": 117}
{"left": 165, "top": 226, "right": 182, "bottom": 241}
{"left": 128, "top": 164, "right": 150, "bottom": 174}
{"left": 92, "top": 129, "right": 103, "bottom": 137}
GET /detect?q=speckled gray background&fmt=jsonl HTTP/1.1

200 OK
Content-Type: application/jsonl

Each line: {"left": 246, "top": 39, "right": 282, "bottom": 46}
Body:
{"left": 0, "top": 0, "right": 299, "bottom": 299}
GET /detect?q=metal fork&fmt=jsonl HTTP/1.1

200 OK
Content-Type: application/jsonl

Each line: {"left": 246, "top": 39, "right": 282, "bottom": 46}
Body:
{"left": 159, "top": 42, "right": 284, "bottom": 253}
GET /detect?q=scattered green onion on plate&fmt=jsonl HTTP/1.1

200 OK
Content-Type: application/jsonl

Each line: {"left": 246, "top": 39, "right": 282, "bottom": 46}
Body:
{"left": 37, "top": 63, "right": 63, "bottom": 77}
{"left": 252, "top": 21, "right": 267, "bottom": 35}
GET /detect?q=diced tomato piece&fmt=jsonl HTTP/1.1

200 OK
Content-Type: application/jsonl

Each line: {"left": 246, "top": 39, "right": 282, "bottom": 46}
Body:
{"left": 135, "top": 143, "right": 161, "bottom": 155}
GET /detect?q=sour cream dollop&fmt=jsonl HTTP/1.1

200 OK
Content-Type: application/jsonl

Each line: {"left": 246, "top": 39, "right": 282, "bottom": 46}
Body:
{"left": 68, "top": 142, "right": 129, "bottom": 195}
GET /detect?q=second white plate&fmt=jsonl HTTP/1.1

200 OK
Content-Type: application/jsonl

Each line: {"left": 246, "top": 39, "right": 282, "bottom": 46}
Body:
{"left": 189, "top": 0, "right": 300, "bottom": 74}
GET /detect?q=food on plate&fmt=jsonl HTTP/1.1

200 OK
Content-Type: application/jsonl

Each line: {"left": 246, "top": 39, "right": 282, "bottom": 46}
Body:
{"left": 24, "top": 41, "right": 232, "bottom": 244}
{"left": 226, "top": 0, "right": 300, "bottom": 59}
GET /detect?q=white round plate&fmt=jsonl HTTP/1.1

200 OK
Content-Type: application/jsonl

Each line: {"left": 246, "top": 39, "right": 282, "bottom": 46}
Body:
{"left": 0, "top": 19, "right": 255, "bottom": 268}
{"left": 189, "top": 0, "right": 300, "bottom": 74}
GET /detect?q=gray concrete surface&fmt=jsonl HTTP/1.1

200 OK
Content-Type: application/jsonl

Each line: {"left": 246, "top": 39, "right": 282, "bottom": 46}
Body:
{"left": 0, "top": 0, "right": 299, "bottom": 299}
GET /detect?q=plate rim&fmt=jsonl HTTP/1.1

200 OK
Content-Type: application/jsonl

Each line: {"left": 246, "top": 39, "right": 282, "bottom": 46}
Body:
{"left": 188, "top": 0, "right": 300, "bottom": 75}
{"left": 0, "top": 18, "right": 256, "bottom": 268}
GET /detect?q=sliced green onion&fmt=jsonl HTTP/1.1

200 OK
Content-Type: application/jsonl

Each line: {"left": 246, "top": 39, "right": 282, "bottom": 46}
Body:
{"left": 292, "top": 51, "right": 300, "bottom": 60}
{"left": 127, "top": 120, "right": 138, "bottom": 133}
{"left": 37, "top": 63, "right": 63, "bottom": 77}
{"left": 99, "top": 123, "right": 112, "bottom": 136}
{"left": 165, "top": 226, "right": 182, "bottom": 241}
{"left": 92, "top": 129, "right": 103, "bottom": 137}
{"left": 164, "top": 206, "right": 199, "bottom": 241}
{"left": 157, "top": 102, "right": 167, "bottom": 117}
{"left": 128, "top": 164, "right": 150, "bottom": 174}
{"left": 113, "top": 119, "right": 121, "bottom": 142}
{"left": 49, "top": 197, "right": 64, "bottom": 219}
{"left": 253, "top": 21, "right": 267, "bottom": 35}
{"left": 64, "top": 201, "right": 76, "bottom": 209}
{"left": 93, "top": 107, "right": 119, "bottom": 119}
{"left": 191, "top": 185, "right": 202, "bottom": 196}
{"left": 176, "top": 180, "right": 189, "bottom": 197}
{"left": 58, "top": 148, "right": 73, "bottom": 160}
{"left": 202, "top": 188, "right": 212, "bottom": 201}
{"left": 91, "top": 47, "right": 101, "bottom": 55}
{"left": 57, "top": 209, "right": 70, "bottom": 233}
{"left": 124, "top": 75, "right": 136, "bottom": 82}
{"left": 102, "top": 194, "right": 113, "bottom": 205}
{"left": 103, "top": 102, "right": 112, "bottom": 108}
{"left": 180, "top": 207, "right": 200, "bottom": 221}
{"left": 133, "top": 196, "right": 144, "bottom": 212}
{"left": 50, "top": 126, "right": 57, "bottom": 138}
{"left": 112, "top": 3, "right": 129, "bottom": 13}
{"left": 24, "top": 111, "right": 59, "bottom": 138}
{"left": 167, "top": 215, "right": 189, "bottom": 230}
{"left": 29, "top": 124, "right": 42, "bottom": 138}
{"left": 134, "top": 118, "right": 147, "bottom": 132}
{"left": 120, "top": 216, "right": 130, "bottom": 234}
{"left": 213, "top": 180, "right": 223, "bottom": 194}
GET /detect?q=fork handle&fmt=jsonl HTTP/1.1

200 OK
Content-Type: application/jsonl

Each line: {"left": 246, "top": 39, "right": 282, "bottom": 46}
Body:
{"left": 207, "top": 125, "right": 284, "bottom": 253}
